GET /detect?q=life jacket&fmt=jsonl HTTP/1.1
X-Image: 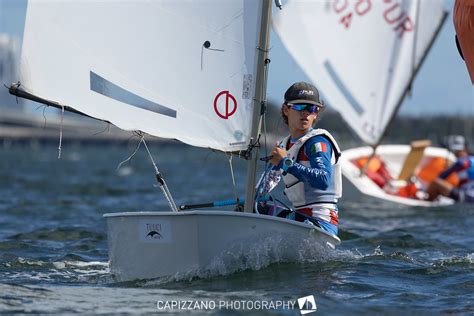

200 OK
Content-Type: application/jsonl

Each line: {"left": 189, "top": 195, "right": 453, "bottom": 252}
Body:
{"left": 354, "top": 156, "right": 392, "bottom": 188}
{"left": 458, "top": 156, "right": 474, "bottom": 188}
{"left": 397, "top": 182, "right": 419, "bottom": 199}
{"left": 417, "top": 157, "right": 458, "bottom": 187}
{"left": 278, "top": 129, "right": 342, "bottom": 208}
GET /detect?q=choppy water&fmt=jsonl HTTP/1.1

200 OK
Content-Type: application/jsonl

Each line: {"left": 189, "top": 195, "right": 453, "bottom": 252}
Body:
{"left": 1, "top": 143, "right": 473, "bottom": 315}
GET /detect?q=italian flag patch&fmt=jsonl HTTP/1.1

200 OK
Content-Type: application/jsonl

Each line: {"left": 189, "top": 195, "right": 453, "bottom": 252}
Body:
{"left": 311, "top": 142, "right": 327, "bottom": 154}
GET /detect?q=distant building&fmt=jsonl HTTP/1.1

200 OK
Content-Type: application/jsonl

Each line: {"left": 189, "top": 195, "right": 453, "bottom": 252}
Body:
{"left": 0, "top": 33, "right": 23, "bottom": 113}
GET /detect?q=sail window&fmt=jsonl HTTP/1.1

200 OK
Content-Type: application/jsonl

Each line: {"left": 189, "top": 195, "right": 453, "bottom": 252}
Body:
{"left": 90, "top": 71, "right": 177, "bottom": 118}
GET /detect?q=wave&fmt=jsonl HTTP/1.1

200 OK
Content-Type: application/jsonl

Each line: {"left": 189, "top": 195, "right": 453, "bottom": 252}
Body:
{"left": 2, "top": 242, "right": 472, "bottom": 288}
{"left": 8, "top": 228, "right": 105, "bottom": 242}
{"left": 0, "top": 255, "right": 110, "bottom": 284}
{"left": 432, "top": 253, "right": 474, "bottom": 267}
{"left": 126, "top": 234, "right": 358, "bottom": 286}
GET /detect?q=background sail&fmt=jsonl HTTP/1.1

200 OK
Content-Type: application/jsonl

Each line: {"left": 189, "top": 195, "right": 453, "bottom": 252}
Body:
{"left": 19, "top": 1, "right": 261, "bottom": 152}
{"left": 273, "top": 0, "right": 446, "bottom": 145}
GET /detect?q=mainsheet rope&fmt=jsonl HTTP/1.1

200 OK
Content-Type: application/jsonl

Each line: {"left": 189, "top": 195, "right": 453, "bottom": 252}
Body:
{"left": 117, "top": 133, "right": 178, "bottom": 213}
{"left": 57, "top": 105, "right": 64, "bottom": 159}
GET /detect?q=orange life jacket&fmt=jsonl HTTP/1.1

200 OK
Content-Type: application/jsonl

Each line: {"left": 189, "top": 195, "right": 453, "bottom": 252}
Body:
{"left": 397, "top": 182, "right": 419, "bottom": 199}
{"left": 417, "top": 157, "right": 459, "bottom": 187}
{"left": 354, "top": 156, "right": 392, "bottom": 188}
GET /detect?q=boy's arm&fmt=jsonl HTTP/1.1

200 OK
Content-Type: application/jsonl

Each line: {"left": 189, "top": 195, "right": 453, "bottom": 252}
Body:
{"left": 285, "top": 136, "right": 333, "bottom": 190}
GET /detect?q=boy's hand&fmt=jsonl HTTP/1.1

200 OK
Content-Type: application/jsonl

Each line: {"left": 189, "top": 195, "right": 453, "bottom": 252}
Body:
{"left": 270, "top": 146, "right": 287, "bottom": 166}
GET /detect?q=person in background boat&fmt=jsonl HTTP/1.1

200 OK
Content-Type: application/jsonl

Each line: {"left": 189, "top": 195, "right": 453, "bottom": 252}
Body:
{"left": 354, "top": 156, "right": 392, "bottom": 189}
{"left": 426, "top": 135, "right": 474, "bottom": 203}
{"left": 257, "top": 82, "right": 342, "bottom": 236}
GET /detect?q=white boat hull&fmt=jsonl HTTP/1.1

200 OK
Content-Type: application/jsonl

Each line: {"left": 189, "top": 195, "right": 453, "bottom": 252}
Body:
{"left": 341, "top": 145, "right": 456, "bottom": 207}
{"left": 104, "top": 210, "right": 340, "bottom": 282}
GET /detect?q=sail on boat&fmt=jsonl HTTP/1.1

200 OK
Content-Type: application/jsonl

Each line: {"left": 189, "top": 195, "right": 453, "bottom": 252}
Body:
{"left": 9, "top": 1, "right": 340, "bottom": 281}
{"left": 273, "top": 0, "right": 456, "bottom": 207}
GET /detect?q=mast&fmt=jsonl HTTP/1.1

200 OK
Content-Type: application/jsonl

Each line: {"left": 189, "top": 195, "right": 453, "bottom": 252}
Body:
{"left": 243, "top": 0, "right": 272, "bottom": 212}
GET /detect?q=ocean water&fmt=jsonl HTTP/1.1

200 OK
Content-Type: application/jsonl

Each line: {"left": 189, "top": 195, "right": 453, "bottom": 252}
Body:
{"left": 0, "top": 142, "right": 473, "bottom": 315}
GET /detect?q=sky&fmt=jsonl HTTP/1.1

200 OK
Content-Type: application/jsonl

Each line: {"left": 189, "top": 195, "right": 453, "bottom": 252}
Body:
{"left": 0, "top": 0, "right": 472, "bottom": 117}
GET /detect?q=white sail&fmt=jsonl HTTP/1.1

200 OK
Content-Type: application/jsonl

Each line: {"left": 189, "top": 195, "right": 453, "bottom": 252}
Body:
{"left": 19, "top": 1, "right": 262, "bottom": 152}
{"left": 273, "top": 0, "right": 446, "bottom": 145}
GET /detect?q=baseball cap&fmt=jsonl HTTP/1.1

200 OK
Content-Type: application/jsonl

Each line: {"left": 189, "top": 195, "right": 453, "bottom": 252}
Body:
{"left": 284, "top": 82, "right": 325, "bottom": 108}
{"left": 445, "top": 135, "right": 466, "bottom": 152}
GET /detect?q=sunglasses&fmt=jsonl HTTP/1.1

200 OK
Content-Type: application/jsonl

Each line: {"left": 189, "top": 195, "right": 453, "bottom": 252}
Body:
{"left": 287, "top": 103, "right": 321, "bottom": 113}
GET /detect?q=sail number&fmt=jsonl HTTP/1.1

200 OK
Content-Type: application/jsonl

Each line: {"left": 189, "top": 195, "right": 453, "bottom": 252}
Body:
{"left": 332, "top": 0, "right": 414, "bottom": 38}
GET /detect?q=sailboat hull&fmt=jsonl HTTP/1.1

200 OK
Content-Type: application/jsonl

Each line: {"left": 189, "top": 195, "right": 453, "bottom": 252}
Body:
{"left": 103, "top": 210, "right": 340, "bottom": 282}
{"left": 341, "top": 145, "right": 456, "bottom": 207}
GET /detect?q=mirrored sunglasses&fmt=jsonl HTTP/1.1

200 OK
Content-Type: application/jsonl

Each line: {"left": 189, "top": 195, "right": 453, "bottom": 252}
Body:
{"left": 287, "top": 103, "right": 320, "bottom": 113}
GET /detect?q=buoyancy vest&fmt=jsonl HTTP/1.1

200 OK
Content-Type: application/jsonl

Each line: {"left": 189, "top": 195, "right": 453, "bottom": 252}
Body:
{"left": 458, "top": 156, "right": 474, "bottom": 188}
{"left": 278, "top": 129, "right": 342, "bottom": 208}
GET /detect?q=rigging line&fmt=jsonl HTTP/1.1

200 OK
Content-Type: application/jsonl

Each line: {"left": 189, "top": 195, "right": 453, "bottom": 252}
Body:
{"left": 262, "top": 111, "right": 269, "bottom": 161}
{"left": 57, "top": 105, "right": 64, "bottom": 159}
{"left": 42, "top": 106, "right": 47, "bottom": 129}
{"left": 245, "top": 133, "right": 262, "bottom": 160}
{"left": 142, "top": 137, "right": 179, "bottom": 213}
{"left": 116, "top": 133, "right": 144, "bottom": 171}
{"left": 261, "top": 57, "right": 271, "bottom": 160}
{"left": 243, "top": 56, "right": 272, "bottom": 160}
{"left": 249, "top": 56, "right": 271, "bottom": 160}
{"left": 227, "top": 153, "right": 238, "bottom": 202}
{"left": 253, "top": 55, "right": 272, "bottom": 192}
{"left": 142, "top": 136, "right": 159, "bottom": 174}
{"left": 93, "top": 122, "right": 112, "bottom": 136}
{"left": 256, "top": 40, "right": 272, "bottom": 183}
{"left": 126, "top": 131, "right": 142, "bottom": 144}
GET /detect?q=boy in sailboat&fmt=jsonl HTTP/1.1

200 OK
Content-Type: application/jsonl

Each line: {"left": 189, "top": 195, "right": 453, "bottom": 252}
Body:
{"left": 257, "top": 82, "right": 342, "bottom": 236}
{"left": 426, "top": 135, "right": 474, "bottom": 203}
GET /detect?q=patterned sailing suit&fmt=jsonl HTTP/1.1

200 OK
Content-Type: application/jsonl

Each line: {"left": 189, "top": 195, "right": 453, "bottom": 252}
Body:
{"left": 259, "top": 129, "right": 342, "bottom": 235}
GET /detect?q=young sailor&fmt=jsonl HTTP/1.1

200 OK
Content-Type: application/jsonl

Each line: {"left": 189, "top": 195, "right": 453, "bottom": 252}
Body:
{"left": 426, "top": 135, "right": 474, "bottom": 203}
{"left": 258, "top": 82, "right": 342, "bottom": 235}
